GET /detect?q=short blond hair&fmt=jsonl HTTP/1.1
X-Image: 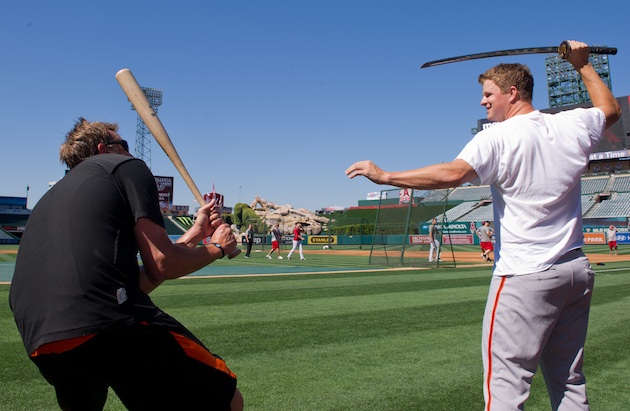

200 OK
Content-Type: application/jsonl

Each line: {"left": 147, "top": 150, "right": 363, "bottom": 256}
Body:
{"left": 60, "top": 117, "right": 119, "bottom": 169}
{"left": 478, "top": 63, "right": 534, "bottom": 102}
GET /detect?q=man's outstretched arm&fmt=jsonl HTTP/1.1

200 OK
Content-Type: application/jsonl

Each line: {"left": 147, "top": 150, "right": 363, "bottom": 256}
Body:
{"left": 345, "top": 158, "right": 478, "bottom": 190}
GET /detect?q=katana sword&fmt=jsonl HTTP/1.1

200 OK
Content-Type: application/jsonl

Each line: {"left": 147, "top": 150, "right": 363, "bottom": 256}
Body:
{"left": 421, "top": 41, "right": 617, "bottom": 69}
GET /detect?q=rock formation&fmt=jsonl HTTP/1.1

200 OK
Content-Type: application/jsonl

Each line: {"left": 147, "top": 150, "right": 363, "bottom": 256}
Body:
{"left": 248, "top": 196, "right": 329, "bottom": 235}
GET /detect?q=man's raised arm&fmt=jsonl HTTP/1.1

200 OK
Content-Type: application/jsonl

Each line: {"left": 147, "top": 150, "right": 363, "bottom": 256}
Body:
{"left": 566, "top": 40, "right": 621, "bottom": 128}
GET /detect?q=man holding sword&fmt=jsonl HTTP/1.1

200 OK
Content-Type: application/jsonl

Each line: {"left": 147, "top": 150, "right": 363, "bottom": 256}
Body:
{"left": 347, "top": 41, "right": 621, "bottom": 410}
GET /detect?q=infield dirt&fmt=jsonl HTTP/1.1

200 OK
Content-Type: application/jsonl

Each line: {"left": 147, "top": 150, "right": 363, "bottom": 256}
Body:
{"left": 305, "top": 248, "right": 629, "bottom": 264}
{"left": 2, "top": 248, "right": 627, "bottom": 265}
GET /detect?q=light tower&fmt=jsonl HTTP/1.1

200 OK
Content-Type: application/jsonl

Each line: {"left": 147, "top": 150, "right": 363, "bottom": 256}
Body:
{"left": 546, "top": 50, "right": 612, "bottom": 108}
{"left": 130, "top": 87, "right": 163, "bottom": 169}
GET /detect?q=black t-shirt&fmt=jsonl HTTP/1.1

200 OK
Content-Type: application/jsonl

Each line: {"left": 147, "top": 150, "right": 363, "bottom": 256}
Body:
{"left": 10, "top": 154, "right": 169, "bottom": 354}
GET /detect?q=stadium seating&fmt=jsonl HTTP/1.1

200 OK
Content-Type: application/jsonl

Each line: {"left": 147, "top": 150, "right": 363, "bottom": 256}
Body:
{"left": 457, "top": 204, "right": 495, "bottom": 223}
{"left": 163, "top": 216, "right": 187, "bottom": 235}
{"left": 444, "top": 186, "right": 492, "bottom": 202}
{"left": 437, "top": 202, "right": 477, "bottom": 222}
{"left": 581, "top": 195, "right": 597, "bottom": 215}
{"left": 588, "top": 192, "right": 630, "bottom": 219}
{"left": 424, "top": 174, "right": 630, "bottom": 224}
{"left": 611, "top": 175, "right": 630, "bottom": 192}
{"left": 580, "top": 176, "right": 610, "bottom": 195}
{"left": 0, "top": 227, "right": 19, "bottom": 244}
{"left": 420, "top": 189, "right": 449, "bottom": 203}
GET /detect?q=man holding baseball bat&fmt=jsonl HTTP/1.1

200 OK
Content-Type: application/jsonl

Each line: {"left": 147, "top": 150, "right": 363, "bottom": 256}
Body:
{"left": 347, "top": 41, "right": 620, "bottom": 410}
{"left": 10, "top": 118, "right": 243, "bottom": 410}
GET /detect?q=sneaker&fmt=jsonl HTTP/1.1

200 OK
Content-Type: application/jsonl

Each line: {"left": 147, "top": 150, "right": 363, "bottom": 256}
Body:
{"left": 428, "top": 259, "right": 434, "bottom": 262}
{"left": 300, "top": 257, "right": 306, "bottom": 260}
{"left": 481, "top": 253, "right": 487, "bottom": 261}
{"left": 266, "top": 255, "right": 271, "bottom": 259}
{"left": 278, "top": 256, "right": 284, "bottom": 260}
{"left": 438, "top": 259, "right": 443, "bottom": 262}
{"left": 287, "top": 256, "right": 291, "bottom": 260}
{"left": 245, "top": 256, "right": 250, "bottom": 258}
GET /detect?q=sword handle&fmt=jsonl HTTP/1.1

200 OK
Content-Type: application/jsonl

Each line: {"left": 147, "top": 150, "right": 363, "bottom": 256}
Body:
{"left": 558, "top": 41, "right": 617, "bottom": 59}
{"left": 588, "top": 46, "right": 618, "bottom": 55}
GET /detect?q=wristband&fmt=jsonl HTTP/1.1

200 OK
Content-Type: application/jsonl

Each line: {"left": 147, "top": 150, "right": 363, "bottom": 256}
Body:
{"left": 212, "top": 243, "right": 225, "bottom": 259}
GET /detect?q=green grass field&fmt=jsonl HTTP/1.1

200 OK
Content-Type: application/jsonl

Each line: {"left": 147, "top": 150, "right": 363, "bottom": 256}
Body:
{"left": 1, "top": 248, "right": 630, "bottom": 410}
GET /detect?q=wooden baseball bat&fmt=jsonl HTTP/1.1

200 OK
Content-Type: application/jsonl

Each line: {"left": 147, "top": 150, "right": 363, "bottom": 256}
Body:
{"left": 115, "top": 68, "right": 240, "bottom": 258}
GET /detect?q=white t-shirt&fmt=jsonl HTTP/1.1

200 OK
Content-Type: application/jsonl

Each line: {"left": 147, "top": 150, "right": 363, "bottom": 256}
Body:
{"left": 457, "top": 108, "right": 606, "bottom": 276}
{"left": 607, "top": 229, "right": 617, "bottom": 242}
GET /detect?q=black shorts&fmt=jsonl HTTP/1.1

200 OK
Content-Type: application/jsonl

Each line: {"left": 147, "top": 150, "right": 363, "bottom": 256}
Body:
{"left": 31, "top": 323, "right": 237, "bottom": 410}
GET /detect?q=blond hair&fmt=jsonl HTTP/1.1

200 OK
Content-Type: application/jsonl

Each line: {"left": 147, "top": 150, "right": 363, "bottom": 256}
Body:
{"left": 60, "top": 117, "right": 119, "bottom": 169}
{"left": 478, "top": 63, "right": 534, "bottom": 102}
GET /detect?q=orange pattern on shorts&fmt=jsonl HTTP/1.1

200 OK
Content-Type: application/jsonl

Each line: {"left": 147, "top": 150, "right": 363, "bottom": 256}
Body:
{"left": 30, "top": 334, "right": 96, "bottom": 357}
{"left": 169, "top": 331, "right": 236, "bottom": 378}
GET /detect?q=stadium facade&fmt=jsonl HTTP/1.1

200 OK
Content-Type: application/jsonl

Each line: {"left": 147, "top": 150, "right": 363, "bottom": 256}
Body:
{"left": 0, "top": 197, "right": 29, "bottom": 243}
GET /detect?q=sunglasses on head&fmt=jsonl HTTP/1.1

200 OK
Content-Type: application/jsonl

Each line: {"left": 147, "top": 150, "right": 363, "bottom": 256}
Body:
{"left": 106, "top": 139, "right": 129, "bottom": 152}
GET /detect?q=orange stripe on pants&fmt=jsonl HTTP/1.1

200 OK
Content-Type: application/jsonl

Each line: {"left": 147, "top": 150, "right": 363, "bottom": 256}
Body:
{"left": 485, "top": 276, "right": 506, "bottom": 411}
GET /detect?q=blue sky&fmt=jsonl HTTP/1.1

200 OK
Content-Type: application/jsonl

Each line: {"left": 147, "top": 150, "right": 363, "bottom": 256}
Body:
{"left": 2, "top": 1, "right": 629, "bottom": 212}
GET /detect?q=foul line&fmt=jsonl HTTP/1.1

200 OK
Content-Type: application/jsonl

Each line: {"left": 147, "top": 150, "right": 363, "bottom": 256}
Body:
{"left": 178, "top": 266, "right": 428, "bottom": 280}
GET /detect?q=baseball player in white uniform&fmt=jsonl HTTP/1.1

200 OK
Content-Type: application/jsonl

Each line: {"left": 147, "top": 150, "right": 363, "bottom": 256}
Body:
{"left": 345, "top": 40, "right": 621, "bottom": 410}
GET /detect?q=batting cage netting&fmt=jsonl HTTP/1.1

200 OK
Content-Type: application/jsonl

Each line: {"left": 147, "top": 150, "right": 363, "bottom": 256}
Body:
{"left": 368, "top": 188, "right": 457, "bottom": 267}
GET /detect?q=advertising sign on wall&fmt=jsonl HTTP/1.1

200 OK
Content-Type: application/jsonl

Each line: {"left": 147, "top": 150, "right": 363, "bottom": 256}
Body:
{"left": 308, "top": 235, "right": 337, "bottom": 245}
{"left": 154, "top": 176, "right": 174, "bottom": 210}
{"left": 441, "top": 234, "right": 475, "bottom": 245}
{"left": 615, "top": 232, "right": 630, "bottom": 245}
{"left": 409, "top": 235, "right": 431, "bottom": 245}
{"left": 399, "top": 188, "right": 412, "bottom": 204}
{"left": 583, "top": 233, "right": 606, "bottom": 245}
{"left": 410, "top": 234, "right": 475, "bottom": 245}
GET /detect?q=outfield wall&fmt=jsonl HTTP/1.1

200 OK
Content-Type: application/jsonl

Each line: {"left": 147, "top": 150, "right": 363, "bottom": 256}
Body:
{"left": 167, "top": 232, "right": 630, "bottom": 248}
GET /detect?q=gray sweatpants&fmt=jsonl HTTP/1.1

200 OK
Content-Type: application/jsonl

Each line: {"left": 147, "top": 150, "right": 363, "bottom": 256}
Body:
{"left": 482, "top": 248, "right": 594, "bottom": 411}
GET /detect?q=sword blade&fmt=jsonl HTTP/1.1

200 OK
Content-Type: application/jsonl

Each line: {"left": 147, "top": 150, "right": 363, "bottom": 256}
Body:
{"left": 421, "top": 46, "right": 558, "bottom": 68}
{"left": 421, "top": 44, "right": 617, "bottom": 68}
